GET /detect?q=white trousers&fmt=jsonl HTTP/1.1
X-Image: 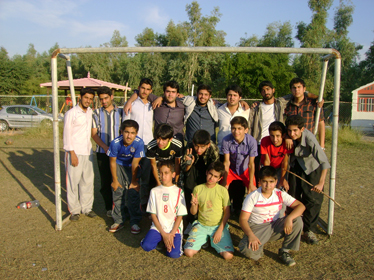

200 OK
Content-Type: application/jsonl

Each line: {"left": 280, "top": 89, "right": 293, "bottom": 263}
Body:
{"left": 65, "top": 152, "right": 94, "bottom": 215}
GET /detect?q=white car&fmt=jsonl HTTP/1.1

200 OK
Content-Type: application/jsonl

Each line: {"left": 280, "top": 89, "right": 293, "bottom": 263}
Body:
{"left": 0, "top": 105, "right": 63, "bottom": 131}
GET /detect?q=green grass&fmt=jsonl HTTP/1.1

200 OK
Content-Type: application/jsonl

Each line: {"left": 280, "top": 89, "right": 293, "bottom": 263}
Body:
{"left": 325, "top": 125, "right": 364, "bottom": 146}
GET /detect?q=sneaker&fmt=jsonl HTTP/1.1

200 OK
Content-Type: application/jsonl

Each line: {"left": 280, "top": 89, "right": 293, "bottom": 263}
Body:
{"left": 106, "top": 210, "right": 112, "bottom": 218}
{"left": 278, "top": 249, "right": 296, "bottom": 266}
{"left": 201, "top": 241, "right": 209, "bottom": 249}
{"left": 131, "top": 224, "right": 141, "bottom": 234}
{"left": 156, "top": 241, "right": 165, "bottom": 251}
{"left": 109, "top": 223, "right": 124, "bottom": 233}
{"left": 302, "top": 231, "right": 319, "bottom": 245}
{"left": 70, "top": 214, "right": 80, "bottom": 221}
{"left": 85, "top": 211, "right": 97, "bottom": 218}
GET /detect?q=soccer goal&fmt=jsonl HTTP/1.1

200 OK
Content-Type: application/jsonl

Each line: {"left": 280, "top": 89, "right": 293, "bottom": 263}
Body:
{"left": 50, "top": 46, "right": 341, "bottom": 235}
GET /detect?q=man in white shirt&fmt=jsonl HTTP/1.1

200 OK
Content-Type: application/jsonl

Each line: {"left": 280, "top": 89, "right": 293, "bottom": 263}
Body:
{"left": 217, "top": 85, "right": 250, "bottom": 157}
{"left": 63, "top": 88, "right": 96, "bottom": 221}
{"left": 123, "top": 78, "right": 154, "bottom": 210}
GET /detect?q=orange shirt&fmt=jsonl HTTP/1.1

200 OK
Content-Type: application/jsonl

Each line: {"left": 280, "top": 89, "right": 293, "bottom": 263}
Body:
{"left": 260, "top": 136, "right": 293, "bottom": 169}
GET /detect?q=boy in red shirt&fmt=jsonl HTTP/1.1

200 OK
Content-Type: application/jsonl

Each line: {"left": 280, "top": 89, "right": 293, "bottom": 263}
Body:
{"left": 260, "top": 121, "right": 293, "bottom": 191}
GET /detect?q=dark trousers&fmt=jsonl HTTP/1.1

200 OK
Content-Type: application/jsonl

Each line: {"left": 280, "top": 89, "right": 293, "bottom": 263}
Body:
{"left": 228, "top": 180, "right": 246, "bottom": 215}
{"left": 254, "top": 144, "right": 261, "bottom": 187}
{"left": 96, "top": 153, "right": 113, "bottom": 211}
{"left": 288, "top": 161, "right": 323, "bottom": 232}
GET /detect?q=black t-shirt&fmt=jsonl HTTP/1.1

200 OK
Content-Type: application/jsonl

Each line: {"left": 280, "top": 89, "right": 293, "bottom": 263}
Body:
{"left": 146, "top": 138, "right": 183, "bottom": 161}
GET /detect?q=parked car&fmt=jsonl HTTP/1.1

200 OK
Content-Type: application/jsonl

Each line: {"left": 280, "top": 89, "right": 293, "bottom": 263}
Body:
{"left": 0, "top": 105, "right": 63, "bottom": 132}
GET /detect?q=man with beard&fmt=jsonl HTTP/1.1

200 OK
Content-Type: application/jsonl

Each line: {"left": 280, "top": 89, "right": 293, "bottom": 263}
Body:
{"left": 64, "top": 88, "right": 96, "bottom": 221}
{"left": 92, "top": 86, "right": 123, "bottom": 218}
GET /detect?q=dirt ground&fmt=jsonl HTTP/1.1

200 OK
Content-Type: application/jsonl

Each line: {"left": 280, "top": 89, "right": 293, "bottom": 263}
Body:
{"left": 0, "top": 131, "right": 373, "bottom": 280}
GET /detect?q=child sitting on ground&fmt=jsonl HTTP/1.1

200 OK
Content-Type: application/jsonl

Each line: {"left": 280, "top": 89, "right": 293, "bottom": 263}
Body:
{"left": 260, "top": 121, "right": 293, "bottom": 190}
{"left": 140, "top": 160, "right": 187, "bottom": 258}
{"left": 239, "top": 166, "right": 305, "bottom": 266}
{"left": 184, "top": 161, "right": 234, "bottom": 260}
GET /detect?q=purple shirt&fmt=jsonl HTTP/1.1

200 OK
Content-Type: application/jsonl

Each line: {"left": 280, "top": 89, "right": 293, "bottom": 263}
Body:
{"left": 221, "top": 133, "right": 258, "bottom": 175}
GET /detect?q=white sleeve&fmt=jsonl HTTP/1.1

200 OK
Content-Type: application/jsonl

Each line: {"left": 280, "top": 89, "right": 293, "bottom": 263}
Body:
{"left": 281, "top": 191, "right": 297, "bottom": 207}
{"left": 146, "top": 189, "right": 157, "bottom": 214}
{"left": 242, "top": 192, "right": 256, "bottom": 213}
{"left": 63, "top": 110, "right": 74, "bottom": 151}
{"left": 177, "top": 190, "right": 188, "bottom": 216}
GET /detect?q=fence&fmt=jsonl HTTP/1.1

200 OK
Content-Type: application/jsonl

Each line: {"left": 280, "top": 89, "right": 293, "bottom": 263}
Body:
{"left": 0, "top": 95, "right": 352, "bottom": 124}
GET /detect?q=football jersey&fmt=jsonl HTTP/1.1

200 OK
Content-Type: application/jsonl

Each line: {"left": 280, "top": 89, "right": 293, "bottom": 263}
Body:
{"left": 242, "top": 188, "right": 296, "bottom": 224}
{"left": 146, "top": 138, "right": 183, "bottom": 161}
{"left": 147, "top": 185, "right": 187, "bottom": 233}
{"left": 260, "top": 136, "right": 293, "bottom": 169}
{"left": 108, "top": 135, "right": 144, "bottom": 166}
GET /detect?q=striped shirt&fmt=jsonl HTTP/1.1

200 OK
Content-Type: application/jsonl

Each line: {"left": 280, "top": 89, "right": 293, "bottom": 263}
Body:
{"left": 92, "top": 105, "right": 123, "bottom": 153}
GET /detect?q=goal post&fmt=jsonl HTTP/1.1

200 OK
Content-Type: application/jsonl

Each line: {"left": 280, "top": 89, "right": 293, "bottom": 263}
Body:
{"left": 51, "top": 46, "right": 341, "bottom": 235}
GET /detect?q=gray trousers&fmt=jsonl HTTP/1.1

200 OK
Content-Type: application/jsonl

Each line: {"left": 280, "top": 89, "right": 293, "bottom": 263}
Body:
{"left": 239, "top": 216, "right": 303, "bottom": 261}
{"left": 65, "top": 153, "right": 94, "bottom": 215}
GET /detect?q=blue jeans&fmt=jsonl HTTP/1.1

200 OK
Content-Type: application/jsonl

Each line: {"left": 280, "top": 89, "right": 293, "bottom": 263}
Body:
{"left": 112, "top": 164, "right": 142, "bottom": 226}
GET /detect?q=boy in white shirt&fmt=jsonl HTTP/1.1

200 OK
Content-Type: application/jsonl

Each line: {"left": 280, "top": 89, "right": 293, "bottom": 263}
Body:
{"left": 140, "top": 160, "right": 187, "bottom": 258}
{"left": 239, "top": 166, "right": 305, "bottom": 266}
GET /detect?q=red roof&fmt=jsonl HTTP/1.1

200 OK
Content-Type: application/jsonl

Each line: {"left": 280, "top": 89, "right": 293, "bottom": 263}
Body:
{"left": 40, "top": 72, "right": 131, "bottom": 91}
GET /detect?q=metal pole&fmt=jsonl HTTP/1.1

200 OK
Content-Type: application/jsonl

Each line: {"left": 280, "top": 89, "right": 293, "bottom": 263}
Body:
{"left": 313, "top": 59, "right": 329, "bottom": 135}
{"left": 58, "top": 54, "right": 76, "bottom": 106}
{"left": 51, "top": 57, "right": 62, "bottom": 230}
{"left": 191, "top": 84, "right": 194, "bottom": 96}
{"left": 328, "top": 58, "right": 341, "bottom": 235}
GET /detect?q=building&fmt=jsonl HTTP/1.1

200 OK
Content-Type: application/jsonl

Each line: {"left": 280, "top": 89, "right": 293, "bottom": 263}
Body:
{"left": 351, "top": 81, "right": 374, "bottom": 132}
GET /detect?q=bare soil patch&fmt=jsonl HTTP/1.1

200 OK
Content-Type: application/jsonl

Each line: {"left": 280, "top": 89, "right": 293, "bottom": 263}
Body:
{"left": 0, "top": 132, "right": 373, "bottom": 279}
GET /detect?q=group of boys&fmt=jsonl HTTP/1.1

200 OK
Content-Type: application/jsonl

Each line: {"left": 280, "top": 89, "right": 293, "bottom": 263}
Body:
{"left": 63, "top": 77, "right": 330, "bottom": 266}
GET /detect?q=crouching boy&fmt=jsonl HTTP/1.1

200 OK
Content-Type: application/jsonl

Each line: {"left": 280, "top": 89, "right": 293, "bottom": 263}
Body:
{"left": 184, "top": 161, "right": 234, "bottom": 260}
{"left": 239, "top": 166, "right": 305, "bottom": 266}
{"left": 140, "top": 160, "right": 187, "bottom": 258}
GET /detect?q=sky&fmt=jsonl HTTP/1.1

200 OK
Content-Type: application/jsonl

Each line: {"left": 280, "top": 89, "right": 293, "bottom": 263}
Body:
{"left": 0, "top": 0, "right": 373, "bottom": 60}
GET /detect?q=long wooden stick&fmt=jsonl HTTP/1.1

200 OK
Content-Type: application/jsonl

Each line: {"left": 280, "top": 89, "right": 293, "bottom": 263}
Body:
{"left": 283, "top": 168, "right": 342, "bottom": 208}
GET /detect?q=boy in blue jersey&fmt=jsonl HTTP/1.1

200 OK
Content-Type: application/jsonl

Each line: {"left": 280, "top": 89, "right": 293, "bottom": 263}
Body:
{"left": 108, "top": 120, "right": 144, "bottom": 234}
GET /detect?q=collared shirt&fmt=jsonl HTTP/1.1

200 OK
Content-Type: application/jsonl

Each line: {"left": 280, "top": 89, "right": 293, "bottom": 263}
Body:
{"left": 108, "top": 135, "right": 144, "bottom": 167}
{"left": 221, "top": 134, "right": 258, "bottom": 175}
{"left": 149, "top": 94, "right": 185, "bottom": 141}
{"left": 217, "top": 103, "right": 250, "bottom": 152}
{"left": 185, "top": 103, "right": 216, "bottom": 143}
{"left": 290, "top": 129, "right": 330, "bottom": 175}
{"left": 123, "top": 97, "right": 153, "bottom": 145}
{"left": 92, "top": 105, "right": 123, "bottom": 153}
{"left": 284, "top": 94, "right": 325, "bottom": 132}
{"left": 63, "top": 105, "right": 92, "bottom": 155}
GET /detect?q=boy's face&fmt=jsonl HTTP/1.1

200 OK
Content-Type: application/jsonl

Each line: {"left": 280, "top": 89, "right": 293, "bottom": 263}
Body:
{"left": 164, "top": 86, "right": 178, "bottom": 104}
{"left": 157, "top": 137, "right": 172, "bottom": 150}
{"left": 290, "top": 83, "right": 306, "bottom": 99}
{"left": 231, "top": 123, "right": 248, "bottom": 143}
{"left": 159, "top": 165, "right": 175, "bottom": 186}
{"left": 269, "top": 130, "right": 284, "bottom": 147}
{"left": 260, "top": 176, "right": 277, "bottom": 195}
{"left": 99, "top": 93, "right": 113, "bottom": 109}
{"left": 287, "top": 125, "right": 304, "bottom": 141}
{"left": 261, "top": 86, "right": 275, "bottom": 101}
{"left": 197, "top": 89, "right": 211, "bottom": 106}
{"left": 80, "top": 93, "right": 94, "bottom": 109}
{"left": 206, "top": 169, "right": 222, "bottom": 185}
{"left": 226, "top": 90, "right": 241, "bottom": 106}
{"left": 138, "top": 83, "right": 153, "bottom": 100}
{"left": 122, "top": 127, "right": 138, "bottom": 145}
{"left": 193, "top": 143, "right": 211, "bottom": 156}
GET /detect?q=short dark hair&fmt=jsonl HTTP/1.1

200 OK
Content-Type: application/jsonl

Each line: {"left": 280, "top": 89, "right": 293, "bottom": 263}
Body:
{"left": 163, "top": 80, "right": 179, "bottom": 93}
{"left": 289, "top": 78, "right": 306, "bottom": 89}
{"left": 225, "top": 85, "right": 242, "bottom": 97}
{"left": 258, "top": 81, "right": 274, "bottom": 93}
{"left": 269, "top": 121, "right": 286, "bottom": 134}
{"left": 230, "top": 116, "right": 248, "bottom": 129}
{"left": 80, "top": 88, "right": 95, "bottom": 97}
{"left": 139, "top": 78, "right": 153, "bottom": 89}
{"left": 120, "top": 119, "right": 139, "bottom": 132}
{"left": 157, "top": 159, "right": 175, "bottom": 173}
{"left": 97, "top": 86, "right": 112, "bottom": 96}
{"left": 192, "top": 130, "right": 211, "bottom": 145}
{"left": 197, "top": 84, "right": 212, "bottom": 95}
{"left": 207, "top": 161, "right": 225, "bottom": 177}
{"left": 285, "top": 115, "right": 305, "bottom": 129}
{"left": 154, "top": 123, "right": 174, "bottom": 139}
{"left": 259, "top": 166, "right": 278, "bottom": 180}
